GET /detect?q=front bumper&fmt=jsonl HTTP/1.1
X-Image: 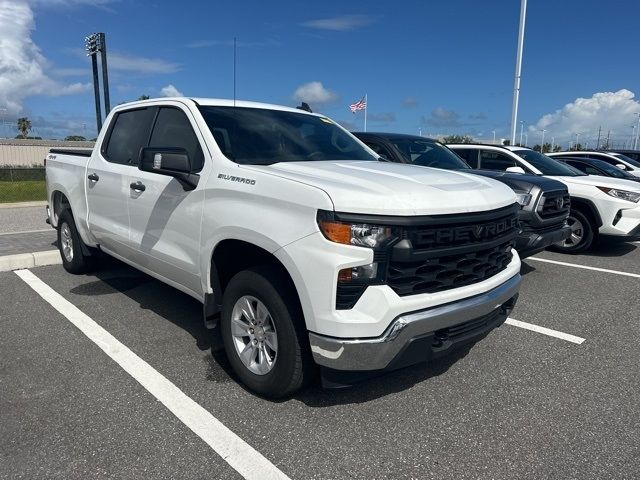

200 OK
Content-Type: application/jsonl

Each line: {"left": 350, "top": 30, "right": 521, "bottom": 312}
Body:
{"left": 515, "top": 224, "right": 572, "bottom": 258}
{"left": 308, "top": 273, "right": 520, "bottom": 372}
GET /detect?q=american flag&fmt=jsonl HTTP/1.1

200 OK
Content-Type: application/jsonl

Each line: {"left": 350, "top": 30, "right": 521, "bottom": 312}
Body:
{"left": 349, "top": 97, "right": 367, "bottom": 113}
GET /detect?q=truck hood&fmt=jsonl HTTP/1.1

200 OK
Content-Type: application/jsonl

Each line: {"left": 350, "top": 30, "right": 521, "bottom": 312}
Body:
{"left": 553, "top": 175, "right": 640, "bottom": 192}
{"left": 243, "top": 161, "right": 516, "bottom": 215}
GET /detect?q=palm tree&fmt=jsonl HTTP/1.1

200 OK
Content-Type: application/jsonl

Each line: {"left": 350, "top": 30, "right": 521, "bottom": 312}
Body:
{"left": 17, "top": 117, "right": 31, "bottom": 139}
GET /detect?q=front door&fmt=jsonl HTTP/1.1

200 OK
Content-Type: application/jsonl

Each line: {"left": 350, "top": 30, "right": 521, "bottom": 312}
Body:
{"left": 126, "top": 106, "right": 207, "bottom": 296}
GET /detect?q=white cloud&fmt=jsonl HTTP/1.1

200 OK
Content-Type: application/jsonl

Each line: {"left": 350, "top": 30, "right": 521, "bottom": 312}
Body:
{"left": 0, "top": 0, "right": 90, "bottom": 115}
{"left": 160, "top": 84, "right": 183, "bottom": 97}
{"left": 530, "top": 89, "right": 640, "bottom": 142}
{"left": 109, "top": 52, "right": 181, "bottom": 74}
{"left": 301, "top": 14, "right": 376, "bottom": 31}
{"left": 292, "top": 81, "right": 337, "bottom": 105}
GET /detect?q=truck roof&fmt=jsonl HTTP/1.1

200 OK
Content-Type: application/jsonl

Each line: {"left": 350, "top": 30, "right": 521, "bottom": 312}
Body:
{"left": 115, "top": 97, "right": 316, "bottom": 116}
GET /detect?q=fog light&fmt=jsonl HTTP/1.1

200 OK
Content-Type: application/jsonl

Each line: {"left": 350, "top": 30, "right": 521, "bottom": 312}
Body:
{"left": 338, "top": 262, "right": 378, "bottom": 282}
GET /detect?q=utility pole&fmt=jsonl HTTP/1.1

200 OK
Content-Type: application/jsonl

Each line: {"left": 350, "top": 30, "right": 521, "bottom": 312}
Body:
{"left": 510, "top": 0, "right": 528, "bottom": 145}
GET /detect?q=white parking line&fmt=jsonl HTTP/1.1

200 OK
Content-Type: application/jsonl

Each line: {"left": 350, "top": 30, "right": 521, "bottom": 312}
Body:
{"left": 505, "top": 318, "right": 585, "bottom": 344}
{"left": 14, "top": 269, "right": 290, "bottom": 480}
{"left": 528, "top": 256, "right": 640, "bottom": 279}
{"left": 0, "top": 228, "right": 52, "bottom": 236}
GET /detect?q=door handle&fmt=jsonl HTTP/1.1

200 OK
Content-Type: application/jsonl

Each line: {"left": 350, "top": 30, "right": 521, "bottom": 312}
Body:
{"left": 87, "top": 173, "right": 99, "bottom": 182}
{"left": 130, "top": 181, "right": 146, "bottom": 192}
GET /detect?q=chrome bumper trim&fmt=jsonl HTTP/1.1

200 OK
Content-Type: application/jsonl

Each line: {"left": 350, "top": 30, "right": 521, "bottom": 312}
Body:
{"left": 309, "top": 274, "right": 521, "bottom": 371}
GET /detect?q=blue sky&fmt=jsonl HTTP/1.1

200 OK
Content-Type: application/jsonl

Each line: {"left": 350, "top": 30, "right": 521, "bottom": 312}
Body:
{"left": 4, "top": 0, "right": 640, "bottom": 146}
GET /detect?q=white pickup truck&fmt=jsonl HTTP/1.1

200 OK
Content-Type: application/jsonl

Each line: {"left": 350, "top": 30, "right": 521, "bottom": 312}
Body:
{"left": 46, "top": 98, "right": 521, "bottom": 397}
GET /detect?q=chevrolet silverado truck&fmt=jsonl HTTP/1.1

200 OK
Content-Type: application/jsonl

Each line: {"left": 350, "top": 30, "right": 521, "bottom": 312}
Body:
{"left": 354, "top": 132, "right": 571, "bottom": 258}
{"left": 46, "top": 98, "right": 521, "bottom": 397}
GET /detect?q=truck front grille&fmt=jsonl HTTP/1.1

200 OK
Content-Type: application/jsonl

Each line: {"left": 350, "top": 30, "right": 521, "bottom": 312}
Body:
{"left": 538, "top": 191, "right": 571, "bottom": 219}
{"left": 386, "top": 205, "right": 519, "bottom": 297}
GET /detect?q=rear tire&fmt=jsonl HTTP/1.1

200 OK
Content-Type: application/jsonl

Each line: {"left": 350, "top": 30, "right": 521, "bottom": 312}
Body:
{"left": 57, "top": 209, "right": 95, "bottom": 274}
{"left": 550, "top": 209, "right": 595, "bottom": 253}
{"left": 220, "top": 266, "right": 314, "bottom": 398}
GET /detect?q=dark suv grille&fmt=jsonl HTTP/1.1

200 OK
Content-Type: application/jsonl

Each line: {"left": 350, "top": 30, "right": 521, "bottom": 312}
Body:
{"left": 538, "top": 191, "right": 571, "bottom": 219}
{"left": 386, "top": 205, "right": 518, "bottom": 297}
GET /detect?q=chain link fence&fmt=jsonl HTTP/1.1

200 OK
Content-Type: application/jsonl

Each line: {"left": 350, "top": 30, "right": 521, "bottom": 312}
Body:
{"left": 0, "top": 167, "right": 46, "bottom": 204}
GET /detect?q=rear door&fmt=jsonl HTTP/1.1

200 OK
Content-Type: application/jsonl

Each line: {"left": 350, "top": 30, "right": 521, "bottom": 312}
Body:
{"left": 86, "top": 107, "right": 155, "bottom": 253}
{"left": 126, "top": 105, "right": 207, "bottom": 295}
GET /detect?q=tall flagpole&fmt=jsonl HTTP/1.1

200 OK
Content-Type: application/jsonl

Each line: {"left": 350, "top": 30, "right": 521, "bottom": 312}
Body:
{"left": 364, "top": 94, "right": 367, "bottom": 132}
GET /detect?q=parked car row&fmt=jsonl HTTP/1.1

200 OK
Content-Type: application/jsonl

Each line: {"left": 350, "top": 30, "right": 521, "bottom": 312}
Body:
{"left": 44, "top": 97, "right": 640, "bottom": 397}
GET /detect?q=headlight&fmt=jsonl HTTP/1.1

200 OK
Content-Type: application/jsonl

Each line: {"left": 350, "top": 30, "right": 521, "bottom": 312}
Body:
{"left": 597, "top": 186, "right": 640, "bottom": 203}
{"left": 515, "top": 192, "right": 532, "bottom": 206}
{"left": 318, "top": 215, "right": 395, "bottom": 248}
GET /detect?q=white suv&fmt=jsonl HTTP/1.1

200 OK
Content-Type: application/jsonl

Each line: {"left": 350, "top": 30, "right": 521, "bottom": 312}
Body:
{"left": 548, "top": 151, "right": 640, "bottom": 178}
{"left": 448, "top": 144, "right": 640, "bottom": 252}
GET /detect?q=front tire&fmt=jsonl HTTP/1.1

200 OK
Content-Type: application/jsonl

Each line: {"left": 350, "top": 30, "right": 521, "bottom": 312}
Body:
{"left": 220, "top": 266, "right": 314, "bottom": 398}
{"left": 550, "top": 209, "right": 595, "bottom": 253}
{"left": 57, "top": 209, "right": 95, "bottom": 274}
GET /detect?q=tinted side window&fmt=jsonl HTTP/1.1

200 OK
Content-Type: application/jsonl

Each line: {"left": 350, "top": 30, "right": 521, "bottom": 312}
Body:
{"left": 104, "top": 108, "right": 155, "bottom": 165}
{"left": 364, "top": 142, "right": 395, "bottom": 161}
{"left": 588, "top": 154, "right": 616, "bottom": 166}
{"left": 454, "top": 149, "right": 479, "bottom": 168}
{"left": 479, "top": 150, "right": 516, "bottom": 170}
{"left": 566, "top": 160, "right": 589, "bottom": 173}
{"left": 149, "top": 107, "right": 204, "bottom": 172}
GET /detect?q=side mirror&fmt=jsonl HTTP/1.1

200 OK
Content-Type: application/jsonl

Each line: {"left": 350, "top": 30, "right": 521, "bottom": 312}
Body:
{"left": 615, "top": 164, "right": 627, "bottom": 170}
{"left": 139, "top": 147, "right": 199, "bottom": 190}
{"left": 506, "top": 166, "right": 526, "bottom": 174}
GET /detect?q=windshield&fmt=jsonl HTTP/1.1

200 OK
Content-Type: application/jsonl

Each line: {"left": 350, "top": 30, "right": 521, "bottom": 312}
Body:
{"left": 514, "top": 149, "right": 586, "bottom": 176}
{"left": 391, "top": 139, "right": 470, "bottom": 169}
{"left": 198, "top": 106, "right": 376, "bottom": 165}
{"left": 611, "top": 152, "right": 640, "bottom": 168}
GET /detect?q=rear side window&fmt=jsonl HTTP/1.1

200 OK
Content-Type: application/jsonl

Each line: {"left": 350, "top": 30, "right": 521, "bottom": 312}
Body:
{"left": 479, "top": 150, "right": 517, "bottom": 170}
{"left": 149, "top": 107, "right": 205, "bottom": 172}
{"left": 566, "top": 160, "right": 589, "bottom": 173}
{"left": 103, "top": 108, "right": 155, "bottom": 165}
{"left": 454, "top": 148, "right": 479, "bottom": 168}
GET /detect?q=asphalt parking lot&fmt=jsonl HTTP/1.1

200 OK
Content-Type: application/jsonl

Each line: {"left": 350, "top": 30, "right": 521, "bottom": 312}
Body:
{"left": 1, "top": 238, "right": 639, "bottom": 479}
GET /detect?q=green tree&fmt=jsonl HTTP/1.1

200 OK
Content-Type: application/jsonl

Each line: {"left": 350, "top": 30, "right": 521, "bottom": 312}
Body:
{"left": 573, "top": 143, "right": 583, "bottom": 151}
{"left": 137, "top": 95, "right": 150, "bottom": 100}
{"left": 552, "top": 145, "right": 562, "bottom": 152}
{"left": 17, "top": 117, "right": 31, "bottom": 139}
{"left": 64, "top": 135, "right": 87, "bottom": 141}
{"left": 533, "top": 144, "right": 542, "bottom": 152}
{"left": 442, "top": 134, "right": 474, "bottom": 144}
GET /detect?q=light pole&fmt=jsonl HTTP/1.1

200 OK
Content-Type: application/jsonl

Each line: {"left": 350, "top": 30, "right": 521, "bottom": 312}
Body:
{"left": 575, "top": 133, "right": 580, "bottom": 150}
{"left": 519, "top": 120, "right": 525, "bottom": 146}
{"left": 0, "top": 108, "right": 6, "bottom": 139}
{"left": 492, "top": 130, "right": 496, "bottom": 144}
{"left": 541, "top": 129, "right": 546, "bottom": 152}
{"left": 631, "top": 125, "right": 636, "bottom": 149}
{"left": 551, "top": 136, "right": 555, "bottom": 152}
{"left": 524, "top": 133, "right": 528, "bottom": 147}
{"left": 510, "top": 0, "right": 528, "bottom": 145}
{"left": 85, "top": 32, "right": 111, "bottom": 132}
{"left": 634, "top": 113, "right": 640, "bottom": 150}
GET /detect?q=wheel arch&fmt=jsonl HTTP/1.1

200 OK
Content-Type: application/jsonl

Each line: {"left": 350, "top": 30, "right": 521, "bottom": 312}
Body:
{"left": 203, "top": 238, "right": 305, "bottom": 330}
{"left": 569, "top": 197, "right": 603, "bottom": 229}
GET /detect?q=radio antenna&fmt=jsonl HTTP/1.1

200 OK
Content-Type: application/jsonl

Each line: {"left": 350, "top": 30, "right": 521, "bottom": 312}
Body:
{"left": 233, "top": 37, "right": 237, "bottom": 106}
